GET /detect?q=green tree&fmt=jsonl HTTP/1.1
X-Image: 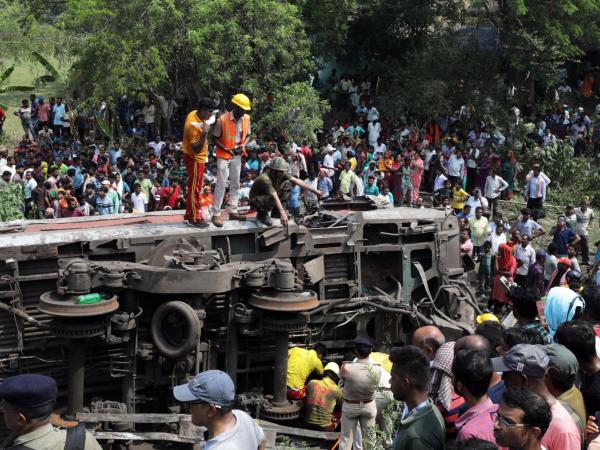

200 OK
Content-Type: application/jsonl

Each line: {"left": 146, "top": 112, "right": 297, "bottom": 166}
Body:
{"left": 58, "top": 0, "right": 314, "bottom": 117}
{"left": 258, "top": 82, "right": 330, "bottom": 143}
{"left": 469, "top": 0, "right": 600, "bottom": 101}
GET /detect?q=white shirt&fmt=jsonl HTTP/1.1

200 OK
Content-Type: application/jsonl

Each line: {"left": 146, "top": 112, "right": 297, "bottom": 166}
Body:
{"left": 368, "top": 121, "right": 381, "bottom": 144}
{"left": 488, "top": 231, "right": 507, "bottom": 254}
{"left": 354, "top": 174, "right": 364, "bottom": 196}
{"left": 323, "top": 153, "right": 335, "bottom": 177}
{"left": 433, "top": 174, "right": 447, "bottom": 191}
{"left": 131, "top": 192, "right": 148, "bottom": 212}
{"left": 465, "top": 196, "right": 489, "bottom": 218}
{"left": 515, "top": 244, "right": 536, "bottom": 276}
{"left": 373, "top": 143, "right": 386, "bottom": 160}
{"left": 367, "top": 107, "right": 379, "bottom": 122}
{"left": 466, "top": 148, "right": 480, "bottom": 168}
{"left": 484, "top": 175, "right": 509, "bottom": 199}
{"left": 447, "top": 155, "right": 464, "bottom": 178}
{"left": 148, "top": 141, "right": 165, "bottom": 157}
{"left": 574, "top": 207, "right": 594, "bottom": 236}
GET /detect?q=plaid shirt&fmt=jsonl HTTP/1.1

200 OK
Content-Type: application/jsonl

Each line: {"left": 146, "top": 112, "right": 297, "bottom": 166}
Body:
{"left": 522, "top": 321, "right": 552, "bottom": 345}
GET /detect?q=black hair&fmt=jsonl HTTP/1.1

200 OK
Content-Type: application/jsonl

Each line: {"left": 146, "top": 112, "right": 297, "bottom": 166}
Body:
{"left": 2, "top": 170, "right": 11, "bottom": 177}
{"left": 313, "top": 343, "right": 327, "bottom": 359}
{"left": 475, "top": 321, "right": 504, "bottom": 358}
{"left": 355, "top": 344, "right": 372, "bottom": 359}
{"left": 453, "top": 349, "right": 493, "bottom": 398}
{"left": 555, "top": 320, "right": 597, "bottom": 363}
{"left": 502, "top": 387, "right": 551, "bottom": 437}
{"left": 324, "top": 370, "right": 339, "bottom": 384}
{"left": 583, "top": 286, "right": 600, "bottom": 321}
{"left": 509, "top": 286, "right": 540, "bottom": 320}
{"left": 547, "top": 242, "right": 557, "bottom": 255}
{"left": 13, "top": 401, "right": 55, "bottom": 424}
{"left": 389, "top": 345, "right": 430, "bottom": 390}
{"left": 521, "top": 208, "right": 531, "bottom": 216}
{"left": 503, "top": 327, "right": 543, "bottom": 350}
{"left": 449, "top": 438, "right": 498, "bottom": 450}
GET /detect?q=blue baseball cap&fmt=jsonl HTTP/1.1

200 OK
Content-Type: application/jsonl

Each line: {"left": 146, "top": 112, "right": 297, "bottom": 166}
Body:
{"left": 173, "top": 370, "right": 235, "bottom": 407}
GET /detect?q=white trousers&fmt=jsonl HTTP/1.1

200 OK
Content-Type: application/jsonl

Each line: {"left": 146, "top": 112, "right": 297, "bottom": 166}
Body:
{"left": 212, "top": 156, "right": 241, "bottom": 214}
{"left": 339, "top": 400, "right": 377, "bottom": 450}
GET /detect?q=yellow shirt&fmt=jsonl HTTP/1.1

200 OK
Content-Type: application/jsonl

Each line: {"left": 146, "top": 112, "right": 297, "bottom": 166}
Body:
{"left": 369, "top": 352, "right": 392, "bottom": 373}
{"left": 287, "top": 347, "right": 323, "bottom": 389}
{"left": 451, "top": 187, "right": 469, "bottom": 210}
{"left": 305, "top": 377, "right": 342, "bottom": 428}
{"left": 182, "top": 110, "right": 208, "bottom": 162}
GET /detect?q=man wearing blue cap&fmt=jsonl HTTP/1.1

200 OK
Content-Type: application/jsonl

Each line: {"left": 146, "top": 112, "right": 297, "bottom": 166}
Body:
{"left": 0, "top": 374, "right": 102, "bottom": 449}
{"left": 491, "top": 344, "right": 580, "bottom": 450}
{"left": 173, "top": 370, "right": 266, "bottom": 449}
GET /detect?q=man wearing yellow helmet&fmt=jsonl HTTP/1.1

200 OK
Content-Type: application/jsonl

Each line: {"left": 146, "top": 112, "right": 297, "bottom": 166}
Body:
{"left": 211, "top": 93, "right": 252, "bottom": 227}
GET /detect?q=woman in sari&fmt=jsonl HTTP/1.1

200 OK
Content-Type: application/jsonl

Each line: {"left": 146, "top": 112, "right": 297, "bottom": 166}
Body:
{"left": 378, "top": 150, "right": 394, "bottom": 186}
{"left": 411, "top": 153, "right": 424, "bottom": 202}
{"left": 490, "top": 243, "right": 517, "bottom": 311}
{"left": 388, "top": 153, "right": 403, "bottom": 205}
{"left": 500, "top": 149, "right": 518, "bottom": 200}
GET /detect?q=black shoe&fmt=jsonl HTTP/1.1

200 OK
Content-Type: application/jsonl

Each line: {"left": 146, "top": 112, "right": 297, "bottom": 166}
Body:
{"left": 187, "top": 220, "right": 209, "bottom": 228}
{"left": 257, "top": 211, "right": 273, "bottom": 226}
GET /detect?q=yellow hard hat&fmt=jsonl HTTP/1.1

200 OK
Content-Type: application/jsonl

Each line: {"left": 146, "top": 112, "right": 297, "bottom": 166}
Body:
{"left": 323, "top": 362, "right": 340, "bottom": 376}
{"left": 231, "top": 93, "right": 251, "bottom": 111}
{"left": 476, "top": 313, "right": 500, "bottom": 324}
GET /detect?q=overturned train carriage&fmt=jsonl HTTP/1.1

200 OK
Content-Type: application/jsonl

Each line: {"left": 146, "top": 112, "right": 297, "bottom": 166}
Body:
{"left": 0, "top": 206, "right": 476, "bottom": 441}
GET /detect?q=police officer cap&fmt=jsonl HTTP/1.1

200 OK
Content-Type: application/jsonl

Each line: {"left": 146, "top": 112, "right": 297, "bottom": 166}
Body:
{"left": 0, "top": 374, "right": 57, "bottom": 408}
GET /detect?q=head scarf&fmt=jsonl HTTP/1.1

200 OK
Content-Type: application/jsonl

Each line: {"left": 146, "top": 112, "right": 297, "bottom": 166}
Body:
{"left": 429, "top": 341, "right": 456, "bottom": 410}
{"left": 497, "top": 243, "right": 517, "bottom": 274}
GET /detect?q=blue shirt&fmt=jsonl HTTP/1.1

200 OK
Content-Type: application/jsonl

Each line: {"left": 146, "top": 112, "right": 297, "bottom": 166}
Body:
{"left": 317, "top": 177, "right": 333, "bottom": 197}
{"left": 364, "top": 184, "right": 379, "bottom": 196}
{"left": 52, "top": 104, "right": 66, "bottom": 126}
{"left": 553, "top": 227, "right": 576, "bottom": 256}
{"left": 96, "top": 196, "right": 113, "bottom": 215}
{"left": 289, "top": 186, "right": 301, "bottom": 208}
{"left": 526, "top": 175, "right": 547, "bottom": 201}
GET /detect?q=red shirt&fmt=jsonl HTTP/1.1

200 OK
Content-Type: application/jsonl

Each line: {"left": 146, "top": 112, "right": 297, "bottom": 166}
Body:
{"left": 0, "top": 108, "right": 5, "bottom": 121}
{"left": 37, "top": 103, "right": 50, "bottom": 122}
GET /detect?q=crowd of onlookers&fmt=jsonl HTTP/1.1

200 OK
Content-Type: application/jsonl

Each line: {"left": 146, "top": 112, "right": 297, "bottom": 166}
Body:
{"left": 285, "top": 285, "right": 600, "bottom": 450}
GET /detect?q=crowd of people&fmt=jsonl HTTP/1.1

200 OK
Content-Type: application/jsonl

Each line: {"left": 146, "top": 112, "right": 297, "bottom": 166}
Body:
{"left": 280, "top": 284, "right": 600, "bottom": 450}
{"left": 1, "top": 80, "right": 600, "bottom": 448}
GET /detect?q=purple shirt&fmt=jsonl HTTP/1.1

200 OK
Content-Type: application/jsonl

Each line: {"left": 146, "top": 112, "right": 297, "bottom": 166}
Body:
{"left": 455, "top": 397, "right": 497, "bottom": 443}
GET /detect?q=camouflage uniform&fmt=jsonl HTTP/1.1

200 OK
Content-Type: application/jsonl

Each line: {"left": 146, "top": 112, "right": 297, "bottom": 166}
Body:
{"left": 249, "top": 171, "right": 292, "bottom": 216}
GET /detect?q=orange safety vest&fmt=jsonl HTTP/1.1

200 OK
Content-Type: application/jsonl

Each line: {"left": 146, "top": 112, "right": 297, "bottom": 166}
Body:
{"left": 215, "top": 112, "right": 250, "bottom": 160}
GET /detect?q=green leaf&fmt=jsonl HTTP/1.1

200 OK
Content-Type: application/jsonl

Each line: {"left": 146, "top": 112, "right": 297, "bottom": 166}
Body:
{"left": 30, "top": 50, "right": 61, "bottom": 79}
{"left": 0, "top": 85, "right": 35, "bottom": 93}
{"left": 0, "top": 66, "right": 15, "bottom": 84}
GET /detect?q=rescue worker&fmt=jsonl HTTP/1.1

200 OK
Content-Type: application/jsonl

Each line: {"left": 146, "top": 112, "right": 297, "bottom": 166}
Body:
{"left": 0, "top": 374, "right": 102, "bottom": 449}
{"left": 249, "top": 157, "right": 322, "bottom": 227}
{"left": 339, "top": 337, "right": 383, "bottom": 450}
{"left": 304, "top": 362, "right": 343, "bottom": 431}
{"left": 286, "top": 343, "right": 327, "bottom": 400}
{"left": 211, "top": 93, "right": 252, "bottom": 227}
{"left": 182, "top": 97, "right": 217, "bottom": 227}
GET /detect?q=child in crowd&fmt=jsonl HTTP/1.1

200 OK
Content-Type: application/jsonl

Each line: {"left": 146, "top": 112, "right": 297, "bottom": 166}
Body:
{"left": 478, "top": 241, "right": 493, "bottom": 293}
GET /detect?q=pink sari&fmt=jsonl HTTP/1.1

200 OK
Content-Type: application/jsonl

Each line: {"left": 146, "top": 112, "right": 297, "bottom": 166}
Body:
{"left": 411, "top": 155, "right": 424, "bottom": 201}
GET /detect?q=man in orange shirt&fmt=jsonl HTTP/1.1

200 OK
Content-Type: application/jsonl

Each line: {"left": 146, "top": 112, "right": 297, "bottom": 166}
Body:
{"left": 182, "top": 97, "right": 217, "bottom": 228}
{"left": 211, "top": 93, "right": 251, "bottom": 227}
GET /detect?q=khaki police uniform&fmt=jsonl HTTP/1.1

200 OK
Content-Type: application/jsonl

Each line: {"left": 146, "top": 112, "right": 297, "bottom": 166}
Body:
{"left": 5, "top": 423, "right": 102, "bottom": 450}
